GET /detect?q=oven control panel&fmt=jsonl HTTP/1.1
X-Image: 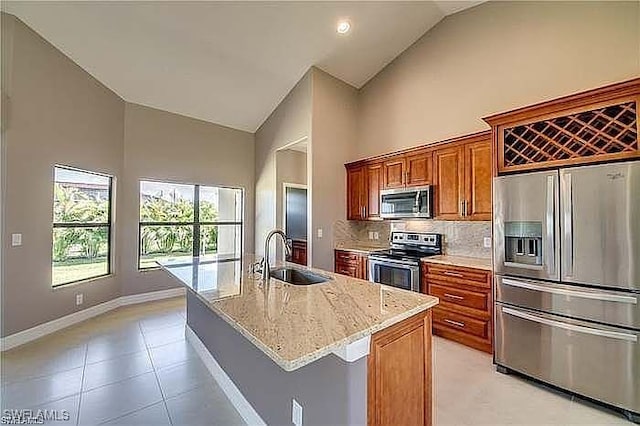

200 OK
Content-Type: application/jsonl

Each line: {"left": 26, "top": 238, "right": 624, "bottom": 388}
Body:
{"left": 391, "top": 232, "right": 441, "bottom": 247}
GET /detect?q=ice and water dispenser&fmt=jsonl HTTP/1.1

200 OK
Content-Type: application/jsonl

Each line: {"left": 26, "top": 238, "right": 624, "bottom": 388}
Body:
{"left": 504, "top": 222, "right": 543, "bottom": 267}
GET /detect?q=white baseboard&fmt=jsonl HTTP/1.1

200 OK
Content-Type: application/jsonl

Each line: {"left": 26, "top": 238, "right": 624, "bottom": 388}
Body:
{"left": 1, "top": 287, "right": 186, "bottom": 351}
{"left": 185, "top": 326, "right": 266, "bottom": 426}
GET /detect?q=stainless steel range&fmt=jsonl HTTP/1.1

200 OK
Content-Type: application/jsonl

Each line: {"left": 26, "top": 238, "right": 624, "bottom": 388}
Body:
{"left": 493, "top": 160, "right": 640, "bottom": 423}
{"left": 369, "top": 232, "right": 442, "bottom": 292}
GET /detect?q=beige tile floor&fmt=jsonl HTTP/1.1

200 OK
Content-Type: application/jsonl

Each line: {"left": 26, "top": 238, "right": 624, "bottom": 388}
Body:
{"left": 1, "top": 297, "right": 634, "bottom": 425}
{"left": 1, "top": 297, "right": 244, "bottom": 426}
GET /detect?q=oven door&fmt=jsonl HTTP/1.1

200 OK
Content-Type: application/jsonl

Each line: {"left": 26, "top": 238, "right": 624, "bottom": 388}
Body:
{"left": 368, "top": 257, "right": 420, "bottom": 292}
{"left": 380, "top": 186, "right": 432, "bottom": 219}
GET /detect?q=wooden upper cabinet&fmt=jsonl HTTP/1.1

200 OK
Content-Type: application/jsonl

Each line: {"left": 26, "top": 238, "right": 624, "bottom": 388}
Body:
{"left": 347, "top": 165, "right": 366, "bottom": 220}
{"left": 366, "top": 163, "right": 382, "bottom": 218}
{"left": 346, "top": 131, "right": 491, "bottom": 222}
{"left": 483, "top": 78, "right": 640, "bottom": 174}
{"left": 433, "top": 145, "right": 465, "bottom": 220}
{"left": 406, "top": 151, "right": 433, "bottom": 187}
{"left": 464, "top": 140, "right": 492, "bottom": 220}
{"left": 382, "top": 158, "right": 406, "bottom": 189}
{"left": 433, "top": 132, "right": 492, "bottom": 221}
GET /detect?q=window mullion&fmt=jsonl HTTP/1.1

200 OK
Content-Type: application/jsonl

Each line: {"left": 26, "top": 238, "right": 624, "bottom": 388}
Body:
{"left": 193, "top": 185, "right": 200, "bottom": 258}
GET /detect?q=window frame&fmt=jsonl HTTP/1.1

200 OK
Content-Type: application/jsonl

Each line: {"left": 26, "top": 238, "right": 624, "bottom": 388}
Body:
{"left": 52, "top": 165, "right": 114, "bottom": 287}
{"left": 137, "top": 180, "right": 244, "bottom": 270}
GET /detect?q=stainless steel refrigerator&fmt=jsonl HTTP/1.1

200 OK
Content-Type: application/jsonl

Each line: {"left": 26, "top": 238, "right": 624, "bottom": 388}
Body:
{"left": 493, "top": 160, "right": 640, "bottom": 422}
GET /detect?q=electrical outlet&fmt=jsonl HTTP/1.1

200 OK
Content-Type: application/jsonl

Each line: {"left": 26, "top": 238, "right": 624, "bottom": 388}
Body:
{"left": 292, "top": 399, "right": 303, "bottom": 426}
{"left": 368, "top": 231, "right": 374, "bottom": 240}
{"left": 483, "top": 237, "right": 492, "bottom": 248}
{"left": 373, "top": 232, "right": 379, "bottom": 240}
{"left": 317, "top": 228, "right": 323, "bottom": 238}
{"left": 76, "top": 294, "right": 83, "bottom": 306}
{"left": 11, "top": 233, "right": 22, "bottom": 247}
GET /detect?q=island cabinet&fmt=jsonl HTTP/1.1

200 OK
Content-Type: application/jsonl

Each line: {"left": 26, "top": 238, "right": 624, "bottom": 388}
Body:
{"left": 433, "top": 131, "right": 492, "bottom": 221}
{"left": 368, "top": 310, "right": 433, "bottom": 426}
{"left": 422, "top": 262, "right": 493, "bottom": 353}
{"left": 334, "top": 249, "right": 368, "bottom": 279}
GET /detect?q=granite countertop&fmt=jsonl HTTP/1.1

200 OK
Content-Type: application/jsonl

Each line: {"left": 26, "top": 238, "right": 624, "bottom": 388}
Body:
{"left": 159, "top": 255, "right": 438, "bottom": 371}
{"left": 421, "top": 255, "right": 492, "bottom": 271}
{"left": 334, "top": 244, "right": 388, "bottom": 254}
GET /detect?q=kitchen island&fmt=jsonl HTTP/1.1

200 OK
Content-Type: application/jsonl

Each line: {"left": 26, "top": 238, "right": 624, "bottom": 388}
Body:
{"left": 160, "top": 255, "right": 438, "bottom": 426}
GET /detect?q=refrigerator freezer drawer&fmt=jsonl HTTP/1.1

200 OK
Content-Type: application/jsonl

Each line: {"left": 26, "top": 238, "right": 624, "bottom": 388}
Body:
{"left": 495, "top": 304, "right": 640, "bottom": 415}
{"left": 495, "top": 275, "right": 640, "bottom": 329}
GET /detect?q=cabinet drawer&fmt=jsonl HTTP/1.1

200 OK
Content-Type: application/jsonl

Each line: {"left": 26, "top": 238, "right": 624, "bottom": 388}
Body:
{"left": 429, "top": 284, "right": 488, "bottom": 312}
{"left": 427, "top": 264, "right": 490, "bottom": 288}
{"left": 335, "top": 264, "right": 358, "bottom": 277}
{"left": 433, "top": 307, "right": 489, "bottom": 339}
{"left": 335, "top": 250, "right": 359, "bottom": 264}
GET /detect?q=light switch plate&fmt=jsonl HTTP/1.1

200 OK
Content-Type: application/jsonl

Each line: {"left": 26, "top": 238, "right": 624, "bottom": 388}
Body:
{"left": 373, "top": 232, "right": 379, "bottom": 240}
{"left": 483, "top": 237, "right": 492, "bottom": 248}
{"left": 292, "top": 399, "right": 303, "bottom": 426}
{"left": 76, "top": 294, "right": 83, "bottom": 306}
{"left": 11, "top": 233, "right": 22, "bottom": 247}
{"left": 368, "top": 231, "right": 374, "bottom": 240}
{"left": 317, "top": 228, "right": 323, "bottom": 238}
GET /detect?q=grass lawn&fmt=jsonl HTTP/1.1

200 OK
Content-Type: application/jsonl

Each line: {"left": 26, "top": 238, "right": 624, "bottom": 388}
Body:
{"left": 53, "top": 258, "right": 108, "bottom": 286}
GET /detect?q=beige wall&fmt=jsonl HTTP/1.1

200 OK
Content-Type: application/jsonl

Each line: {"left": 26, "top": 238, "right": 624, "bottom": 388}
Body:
{"left": 120, "top": 103, "right": 255, "bottom": 296}
{"left": 1, "top": 14, "right": 124, "bottom": 336}
{"left": 275, "top": 149, "right": 307, "bottom": 259}
{"left": 1, "top": 14, "right": 256, "bottom": 335}
{"left": 356, "top": 1, "right": 640, "bottom": 160}
{"left": 254, "top": 71, "right": 312, "bottom": 259}
{"left": 310, "top": 69, "right": 358, "bottom": 270}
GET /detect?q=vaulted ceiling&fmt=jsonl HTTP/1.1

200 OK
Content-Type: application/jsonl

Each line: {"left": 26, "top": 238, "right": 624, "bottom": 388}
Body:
{"left": 3, "top": 1, "right": 484, "bottom": 132}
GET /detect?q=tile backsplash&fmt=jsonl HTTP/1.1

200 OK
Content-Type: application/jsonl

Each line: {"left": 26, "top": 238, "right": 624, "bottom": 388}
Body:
{"left": 333, "top": 220, "right": 391, "bottom": 249}
{"left": 334, "top": 219, "right": 491, "bottom": 258}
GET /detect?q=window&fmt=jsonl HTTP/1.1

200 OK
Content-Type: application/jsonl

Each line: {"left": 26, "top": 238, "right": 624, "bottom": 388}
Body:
{"left": 138, "top": 181, "right": 243, "bottom": 269}
{"left": 52, "top": 166, "right": 113, "bottom": 286}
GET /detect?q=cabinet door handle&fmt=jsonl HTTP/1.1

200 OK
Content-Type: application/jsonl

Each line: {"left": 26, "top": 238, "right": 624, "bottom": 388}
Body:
{"left": 444, "top": 319, "right": 465, "bottom": 328}
{"left": 464, "top": 200, "right": 468, "bottom": 217}
{"left": 443, "top": 271, "right": 464, "bottom": 278}
{"left": 444, "top": 293, "right": 464, "bottom": 300}
{"left": 460, "top": 200, "right": 465, "bottom": 216}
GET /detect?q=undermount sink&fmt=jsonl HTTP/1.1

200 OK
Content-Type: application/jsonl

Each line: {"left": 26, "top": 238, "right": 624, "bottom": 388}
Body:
{"left": 269, "top": 267, "right": 329, "bottom": 285}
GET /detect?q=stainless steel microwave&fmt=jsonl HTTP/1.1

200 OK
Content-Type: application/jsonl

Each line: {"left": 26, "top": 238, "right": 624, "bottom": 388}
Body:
{"left": 380, "top": 185, "right": 432, "bottom": 219}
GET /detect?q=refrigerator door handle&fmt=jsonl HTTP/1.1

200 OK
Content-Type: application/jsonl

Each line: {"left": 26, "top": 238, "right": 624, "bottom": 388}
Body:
{"left": 561, "top": 172, "right": 573, "bottom": 277}
{"left": 501, "top": 278, "right": 638, "bottom": 304}
{"left": 546, "top": 175, "right": 556, "bottom": 276}
{"left": 502, "top": 307, "right": 638, "bottom": 342}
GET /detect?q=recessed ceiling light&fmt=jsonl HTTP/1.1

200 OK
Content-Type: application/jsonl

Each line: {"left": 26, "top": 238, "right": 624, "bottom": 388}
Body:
{"left": 337, "top": 20, "right": 351, "bottom": 35}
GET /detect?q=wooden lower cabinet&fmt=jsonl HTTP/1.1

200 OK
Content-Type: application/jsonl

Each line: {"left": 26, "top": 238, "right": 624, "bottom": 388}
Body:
{"left": 422, "top": 262, "right": 493, "bottom": 353}
{"left": 287, "top": 240, "right": 307, "bottom": 266}
{"left": 334, "top": 249, "right": 368, "bottom": 279}
{"left": 368, "top": 311, "right": 432, "bottom": 426}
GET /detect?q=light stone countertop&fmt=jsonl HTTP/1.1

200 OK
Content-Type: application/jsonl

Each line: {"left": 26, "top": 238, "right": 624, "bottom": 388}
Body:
{"left": 421, "top": 255, "right": 493, "bottom": 271}
{"left": 159, "top": 255, "right": 438, "bottom": 372}
{"left": 334, "top": 244, "right": 388, "bottom": 254}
